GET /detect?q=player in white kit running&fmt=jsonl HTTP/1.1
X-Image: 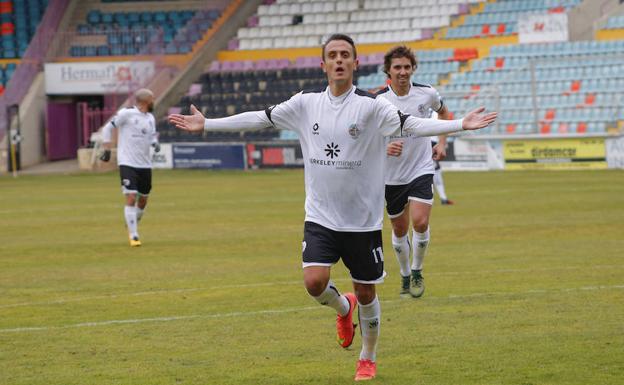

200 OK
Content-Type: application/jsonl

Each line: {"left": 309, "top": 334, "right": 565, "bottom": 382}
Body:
{"left": 378, "top": 46, "right": 454, "bottom": 298}
{"left": 169, "top": 35, "right": 496, "bottom": 381}
{"left": 101, "top": 89, "right": 160, "bottom": 247}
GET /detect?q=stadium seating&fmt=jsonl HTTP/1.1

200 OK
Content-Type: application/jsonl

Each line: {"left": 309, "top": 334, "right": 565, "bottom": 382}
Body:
{"left": 444, "top": 0, "right": 581, "bottom": 39}
{"left": 158, "top": 55, "right": 382, "bottom": 142}
{"left": 234, "top": 0, "right": 486, "bottom": 49}
{"left": 0, "top": 0, "right": 48, "bottom": 58}
{"left": 440, "top": 40, "right": 624, "bottom": 135}
{"left": 159, "top": 1, "right": 624, "bottom": 139}
{"left": 70, "top": 8, "right": 222, "bottom": 56}
{"left": 604, "top": 15, "right": 624, "bottom": 30}
{"left": 0, "top": 0, "right": 48, "bottom": 88}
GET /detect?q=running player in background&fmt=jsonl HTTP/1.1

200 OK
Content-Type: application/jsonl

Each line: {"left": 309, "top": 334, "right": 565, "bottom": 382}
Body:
{"left": 378, "top": 46, "right": 453, "bottom": 299}
{"left": 101, "top": 88, "right": 160, "bottom": 247}
{"left": 169, "top": 35, "right": 496, "bottom": 381}
{"left": 431, "top": 132, "right": 454, "bottom": 206}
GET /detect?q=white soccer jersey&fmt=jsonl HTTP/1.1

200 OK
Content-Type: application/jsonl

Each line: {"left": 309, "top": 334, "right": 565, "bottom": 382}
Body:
{"left": 203, "top": 85, "right": 462, "bottom": 232}
{"left": 102, "top": 106, "right": 157, "bottom": 168}
{"left": 379, "top": 83, "right": 444, "bottom": 185}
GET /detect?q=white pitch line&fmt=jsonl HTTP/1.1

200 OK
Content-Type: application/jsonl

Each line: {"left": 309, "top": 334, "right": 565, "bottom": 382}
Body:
{"left": 1, "top": 284, "right": 623, "bottom": 334}
{"left": 1, "top": 264, "right": 623, "bottom": 310}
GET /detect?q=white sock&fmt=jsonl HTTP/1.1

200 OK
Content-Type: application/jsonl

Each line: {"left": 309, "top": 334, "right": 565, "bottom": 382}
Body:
{"left": 411, "top": 227, "right": 430, "bottom": 271}
{"left": 136, "top": 207, "right": 144, "bottom": 222}
{"left": 124, "top": 205, "right": 138, "bottom": 238}
{"left": 312, "top": 280, "right": 350, "bottom": 316}
{"left": 391, "top": 231, "right": 411, "bottom": 277}
{"left": 359, "top": 296, "right": 380, "bottom": 362}
{"left": 433, "top": 169, "right": 447, "bottom": 201}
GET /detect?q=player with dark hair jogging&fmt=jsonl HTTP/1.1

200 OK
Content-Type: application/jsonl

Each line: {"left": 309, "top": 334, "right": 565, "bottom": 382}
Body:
{"left": 101, "top": 88, "right": 160, "bottom": 247}
{"left": 169, "top": 34, "right": 496, "bottom": 381}
{"left": 378, "top": 45, "right": 454, "bottom": 298}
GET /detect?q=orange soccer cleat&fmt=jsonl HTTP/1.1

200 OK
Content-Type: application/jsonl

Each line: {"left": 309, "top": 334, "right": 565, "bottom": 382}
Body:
{"left": 336, "top": 292, "right": 357, "bottom": 348}
{"left": 354, "top": 359, "right": 376, "bottom": 381}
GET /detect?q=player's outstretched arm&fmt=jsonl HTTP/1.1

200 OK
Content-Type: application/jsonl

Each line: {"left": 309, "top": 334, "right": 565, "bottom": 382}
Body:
{"left": 168, "top": 104, "right": 274, "bottom": 132}
{"left": 399, "top": 107, "right": 497, "bottom": 137}
{"left": 168, "top": 105, "right": 205, "bottom": 132}
{"left": 461, "top": 107, "right": 497, "bottom": 130}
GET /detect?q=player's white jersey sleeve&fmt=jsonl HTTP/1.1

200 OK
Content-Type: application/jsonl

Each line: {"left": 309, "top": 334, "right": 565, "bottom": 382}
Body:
{"left": 203, "top": 110, "right": 271, "bottom": 131}
{"left": 201, "top": 93, "right": 302, "bottom": 132}
{"left": 372, "top": 96, "right": 462, "bottom": 137}
{"left": 264, "top": 92, "right": 303, "bottom": 133}
{"left": 427, "top": 86, "right": 444, "bottom": 113}
{"left": 102, "top": 108, "right": 129, "bottom": 143}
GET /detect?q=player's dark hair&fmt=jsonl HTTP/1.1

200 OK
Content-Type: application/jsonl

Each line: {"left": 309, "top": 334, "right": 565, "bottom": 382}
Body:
{"left": 383, "top": 45, "right": 417, "bottom": 77}
{"left": 321, "top": 34, "right": 357, "bottom": 61}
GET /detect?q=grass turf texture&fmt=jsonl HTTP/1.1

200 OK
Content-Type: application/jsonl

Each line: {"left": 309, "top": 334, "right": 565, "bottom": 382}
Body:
{"left": 1, "top": 169, "right": 623, "bottom": 385}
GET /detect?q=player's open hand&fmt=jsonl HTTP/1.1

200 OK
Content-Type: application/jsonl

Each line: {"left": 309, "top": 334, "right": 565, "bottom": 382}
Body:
{"left": 462, "top": 107, "right": 497, "bottom": 130}
{"left": 168, "top": 105, "right": 205, "bottom": 132}
{"left": 387, "top": 141, "right": 403, "bottom": 157}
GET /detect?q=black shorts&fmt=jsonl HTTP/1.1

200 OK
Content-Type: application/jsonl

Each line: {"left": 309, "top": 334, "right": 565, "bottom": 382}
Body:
{"left": 385, "top": 173, "right": 434, "bottom": 217}
{"left": 119, "top": 165, "right": 152, "bottom": 195}
{"left": 302, "top": 221, "right": 385, "bottom": 284}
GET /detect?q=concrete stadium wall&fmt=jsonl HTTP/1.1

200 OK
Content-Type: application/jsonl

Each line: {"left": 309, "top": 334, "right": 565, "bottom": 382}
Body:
{"left": 569, "top": 0, "right": 624, "bottom": 41}
{"left": 0, "top": 74, "right": 47, "bottom": 173}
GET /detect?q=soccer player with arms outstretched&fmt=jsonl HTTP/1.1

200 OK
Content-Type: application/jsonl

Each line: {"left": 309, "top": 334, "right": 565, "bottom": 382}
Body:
{"left": 378, "top": 46, "right": 454, "bottom": 298}
{"left": 101, "top": 88, "right": 160, "bottom": 247}
{"left": 169, "top": 34, "right": 496, "bottom": 381}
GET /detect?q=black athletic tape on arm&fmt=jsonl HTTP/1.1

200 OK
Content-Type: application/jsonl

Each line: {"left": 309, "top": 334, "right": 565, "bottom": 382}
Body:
{"left": 435, "top": 99, "right": 445, "bottom": 113}
{"left": 397, "top": 110, "right": 410, "bottom": 136}
{"left": 265, "top": 105, "right": 276, "bottom": 125}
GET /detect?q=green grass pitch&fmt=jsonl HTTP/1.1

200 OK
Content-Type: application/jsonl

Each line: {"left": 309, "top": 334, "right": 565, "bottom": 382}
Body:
{"left": 1, "top": 169, "right": 623, "bottom": 385}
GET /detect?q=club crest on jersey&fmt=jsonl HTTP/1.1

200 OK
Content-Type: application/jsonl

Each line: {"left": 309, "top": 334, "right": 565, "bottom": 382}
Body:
{"left": 418, "top": 104, "right": 427, "bottom": 116}
{"left": 312, "top": 123, "right": 319, "bottom": 135}
{"left": 347, "top": 123, "right": 360, "bottom": 139}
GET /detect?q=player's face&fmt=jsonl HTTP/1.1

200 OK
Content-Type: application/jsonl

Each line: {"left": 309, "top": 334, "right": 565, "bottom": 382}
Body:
{"left": 142, "top": 95, "right": 154, "bottom": 112}
{"left": 321, "top": 40, "right": 358, "bottom": 85}
{"left": 389, "top": 57, "right": 414, "bottom": 88}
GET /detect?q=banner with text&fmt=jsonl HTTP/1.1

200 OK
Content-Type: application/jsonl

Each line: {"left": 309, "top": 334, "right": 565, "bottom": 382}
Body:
{"left": 44, "top": 61, "right": 155, "bottom": 95}
{"left": 504, "top": 138, "right": 607, "bottom": 170}
{"left": 172, "top": 143, "right": 246, "bottom": 169}
{"left": 518, "top": 13, "right": 568, "bottom": 44}
{"left": 246, "top": 143, "right": 304, "bottom": 168}
{"left": 439, "top": 138, "right": 491, "bottom": 171}
{"left": 151, "top": 143, "right": 173, "bottom": 169}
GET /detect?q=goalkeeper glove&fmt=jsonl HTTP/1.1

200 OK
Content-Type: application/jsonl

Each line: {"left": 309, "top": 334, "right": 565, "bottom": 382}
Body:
{"left": 100, "top": 149, "right": 111, "bottom": 162}
{"left": 152, "top": 142, "right": 161, "bottom": 153}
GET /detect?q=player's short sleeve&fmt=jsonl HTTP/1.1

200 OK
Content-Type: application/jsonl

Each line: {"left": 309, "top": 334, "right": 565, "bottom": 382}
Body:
{"left": 111, "top": 108, "right": 130, "bottom": 129}
{"left": 371, "top": 96, "right": 405, "bottom": 137}
{"left": 264, "top": 92, "right": 303, "bottom": 133}
{"left": 428, "top": 86, "right": 444, "bottom": 113}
